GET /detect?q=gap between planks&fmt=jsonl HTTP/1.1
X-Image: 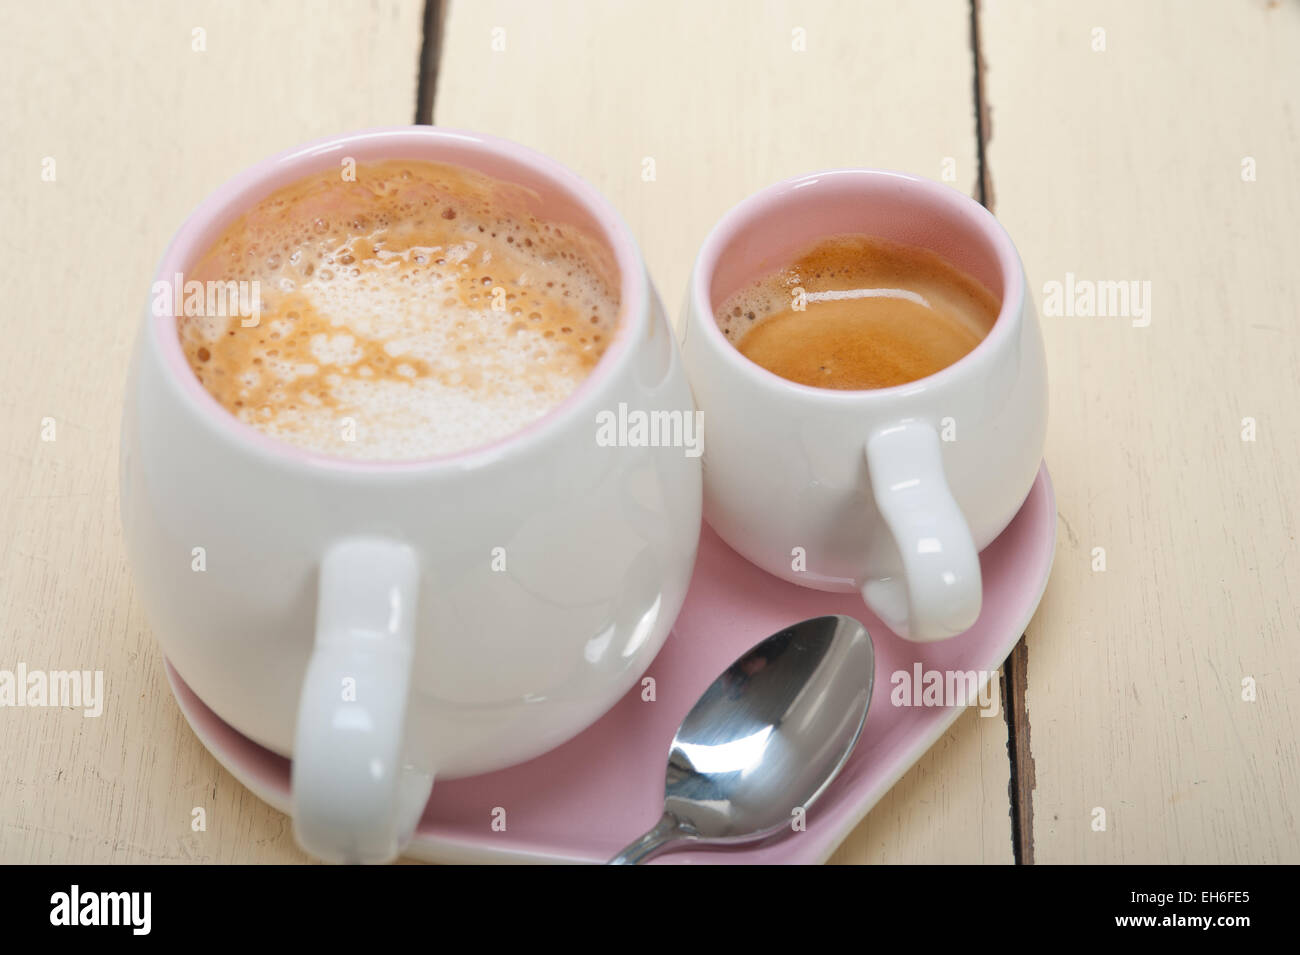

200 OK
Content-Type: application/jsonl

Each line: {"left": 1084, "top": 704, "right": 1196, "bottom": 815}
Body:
{"left": 970, "top": 0, "right": 1035, "bottom": 865}
{"left": 415, "top": 0, "right": 446, "bottom": 124}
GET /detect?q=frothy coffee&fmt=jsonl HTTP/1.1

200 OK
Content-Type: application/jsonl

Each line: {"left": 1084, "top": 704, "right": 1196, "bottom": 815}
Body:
{"left": 178, "top": 159, "right": 621, "bottom": 460}
{"left": 717, "top": 235, "right": 998, "bottom": 391}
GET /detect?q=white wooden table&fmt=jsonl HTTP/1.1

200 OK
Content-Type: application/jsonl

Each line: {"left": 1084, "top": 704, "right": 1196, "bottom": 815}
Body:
{"left": 2, "top": 0, "right": 1296, "bottom": 864}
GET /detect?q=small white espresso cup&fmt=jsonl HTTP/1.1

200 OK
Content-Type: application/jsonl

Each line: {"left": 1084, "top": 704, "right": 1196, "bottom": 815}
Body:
{"left": 121, "top": 127, "right": 701, "bottom": 863}
{"left": 680, "top": 169, "right": 1047, "bottom": 642}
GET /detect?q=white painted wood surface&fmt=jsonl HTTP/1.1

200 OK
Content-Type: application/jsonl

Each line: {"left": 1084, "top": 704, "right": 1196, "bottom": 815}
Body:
{"left": 5, "top": 0, "right": 1294, "bottom": 865}
{"left": 982, "top": 0, "right": 1300, "bottom": 862}
{"left": 0, "top": 0, "right": 424, "bottom": 863}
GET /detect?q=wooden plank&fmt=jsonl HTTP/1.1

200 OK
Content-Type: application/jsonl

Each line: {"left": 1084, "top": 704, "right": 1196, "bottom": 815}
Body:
{"left": 827, "top": 707, "right": 1014, "bottom": 864}
{"left": 981, "top": 0, "right": 1300, "bottom": 862}
{"left": 0, "top": 0, "right": 425, "bottom": 863}
{"left": 437, "top": 0, "right": 1014, "bottom": 864}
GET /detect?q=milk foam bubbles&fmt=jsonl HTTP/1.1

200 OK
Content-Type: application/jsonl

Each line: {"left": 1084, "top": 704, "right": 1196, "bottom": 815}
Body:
{"left": 178, "top": 160, "right": 621, "bottom": 460}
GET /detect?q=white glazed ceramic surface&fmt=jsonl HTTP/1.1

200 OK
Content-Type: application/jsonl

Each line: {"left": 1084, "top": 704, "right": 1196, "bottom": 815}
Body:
{"left": 120, "top": 128, "right": 702, "bottom": 862}
{"left": 681, "top": 169, "right": 1047, "bottom": 642}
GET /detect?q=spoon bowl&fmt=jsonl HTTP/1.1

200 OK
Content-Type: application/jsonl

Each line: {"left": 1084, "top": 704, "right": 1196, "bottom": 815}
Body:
{"left": 608, "top": 614, "right": 874, "bottom": 864}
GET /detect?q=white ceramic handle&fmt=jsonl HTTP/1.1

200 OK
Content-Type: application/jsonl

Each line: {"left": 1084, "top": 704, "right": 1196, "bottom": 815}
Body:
{"left": 861, "top": 421, "right": 982, "bottom": 642}
{"left": 291, "top": 537, "right": 433, "bottom": 863}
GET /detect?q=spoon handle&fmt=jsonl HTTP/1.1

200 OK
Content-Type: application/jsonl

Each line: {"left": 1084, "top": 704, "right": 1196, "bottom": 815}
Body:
{"left": 607, "top": 812, "right": 692, "bottom": 865}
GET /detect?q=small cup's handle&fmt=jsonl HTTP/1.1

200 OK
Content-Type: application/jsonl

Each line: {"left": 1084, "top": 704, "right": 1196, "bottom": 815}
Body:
{"left": 861, "top": 421, "right": 981, "bottom": 642}
{"left": 291, "top": 537, "right": 433, "bottom": 863}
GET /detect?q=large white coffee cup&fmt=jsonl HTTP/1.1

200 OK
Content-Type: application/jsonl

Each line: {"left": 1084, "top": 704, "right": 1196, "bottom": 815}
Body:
{"left": 121, "top": 128, "right": 702, "bottom": 863}
{"left": 680, "top": 169, "right": 1047, "bottom": 642}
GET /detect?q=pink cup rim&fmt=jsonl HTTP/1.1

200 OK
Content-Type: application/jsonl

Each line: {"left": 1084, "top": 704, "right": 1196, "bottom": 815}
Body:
{"left": 691, "top": 167, "right": 1025, "bottom": 401}
{"left": 150, "top": 126, "right": 646, "bottom": 474}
